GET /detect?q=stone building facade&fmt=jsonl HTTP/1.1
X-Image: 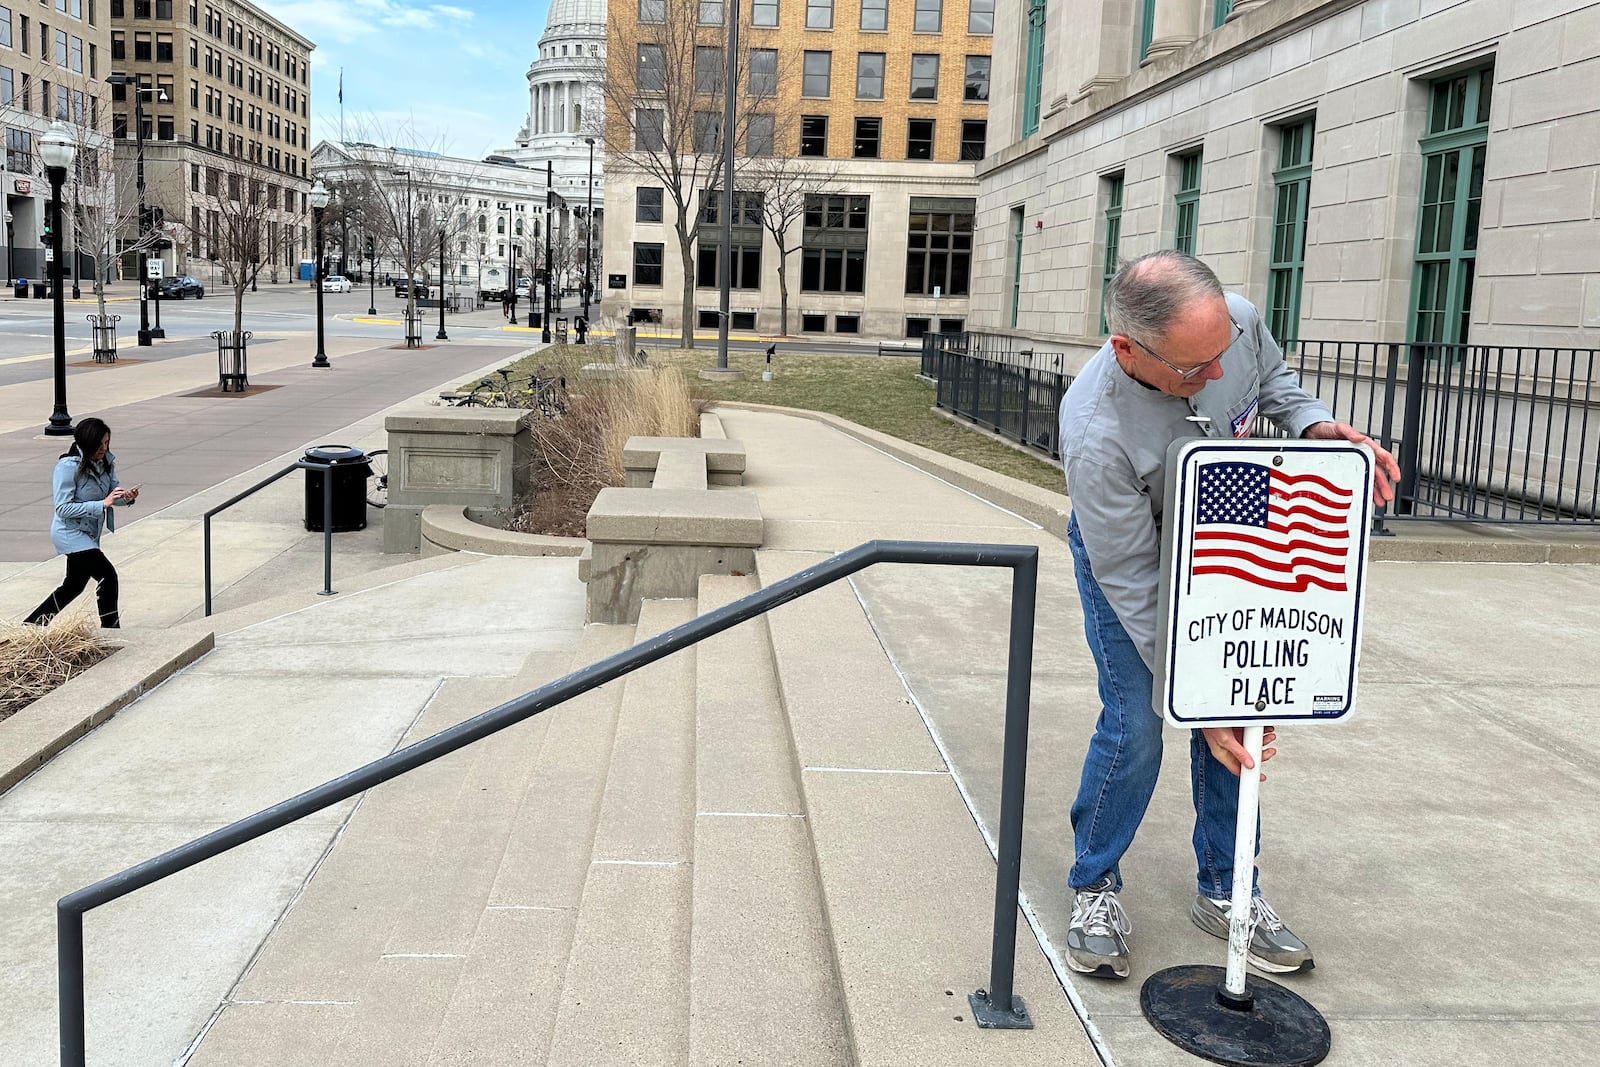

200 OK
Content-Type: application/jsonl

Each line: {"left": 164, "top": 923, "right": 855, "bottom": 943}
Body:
{"left": 600, "top": 0, "right": 993, "bottom": 339}
{"left": 110, "top": 0, "right": 314, "bottom": 280}
{"left": 978, "top": 0, "right": 1600, "bottom": 361}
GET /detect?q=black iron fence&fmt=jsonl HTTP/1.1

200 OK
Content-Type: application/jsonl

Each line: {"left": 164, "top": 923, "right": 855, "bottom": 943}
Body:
{"left": 926, "top": 333, "right": 1600, "bottom": 525}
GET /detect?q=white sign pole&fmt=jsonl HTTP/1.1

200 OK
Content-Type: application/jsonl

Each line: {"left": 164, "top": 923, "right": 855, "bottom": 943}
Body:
{"left": 1223, "top": 725, "right": 1264, "bottom": 1000}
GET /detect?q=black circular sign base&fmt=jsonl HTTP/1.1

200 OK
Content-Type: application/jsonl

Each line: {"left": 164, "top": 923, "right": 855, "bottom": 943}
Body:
{"left": 1140, "top": 965, "right": 1330, "bottom": 1067}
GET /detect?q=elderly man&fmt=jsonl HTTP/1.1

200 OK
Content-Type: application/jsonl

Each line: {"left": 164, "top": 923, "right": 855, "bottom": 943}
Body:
{"left": 1058, "top": 250, "right": 1398, "bottom": 979}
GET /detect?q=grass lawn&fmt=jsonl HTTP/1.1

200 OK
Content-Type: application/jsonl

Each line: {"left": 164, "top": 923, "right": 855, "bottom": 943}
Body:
{"left": 493, "top": 345, "right": 1067, "bottom": 493}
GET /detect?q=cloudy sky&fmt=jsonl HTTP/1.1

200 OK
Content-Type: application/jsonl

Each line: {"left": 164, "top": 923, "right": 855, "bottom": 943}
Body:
{"left": 256, "top": 0, "right": 554, "bottom": 159}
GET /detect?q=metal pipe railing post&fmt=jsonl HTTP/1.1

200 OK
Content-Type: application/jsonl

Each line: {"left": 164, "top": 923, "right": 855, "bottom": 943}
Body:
{"left": 320, "top": 462, "right": 335, "bottom": 596}
{"left": 1397, "top": 343, "right": 1427, "bottom": 514}
{"left": 58, "top": 904, "right": 85, "bottom": 1066}
{"left": 203, "top": 514, "right": 213, "bottom": 617}
{"left": 970, "top": 549, "right": 1038, "bottom": 1029}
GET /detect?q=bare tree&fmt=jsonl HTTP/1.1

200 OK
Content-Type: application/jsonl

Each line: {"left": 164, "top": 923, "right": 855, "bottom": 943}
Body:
{"left": 202, "top": 161, "right": 281, "bottom": 333}
{"left": 743, "top": 157, "right": 839, "bottom": 337}
{"left": 600, "top": 0, "right": 789, "bottom": 347}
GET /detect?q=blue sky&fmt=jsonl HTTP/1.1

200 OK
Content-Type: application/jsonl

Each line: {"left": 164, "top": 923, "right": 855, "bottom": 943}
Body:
{"left": 256, "top": 0, "right": 553, "bottom": 160}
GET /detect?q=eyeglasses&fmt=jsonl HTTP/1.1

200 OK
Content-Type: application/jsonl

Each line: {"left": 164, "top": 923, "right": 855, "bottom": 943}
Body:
{"left": 1127, "top": 320, "right": 1243, "bottom": 381}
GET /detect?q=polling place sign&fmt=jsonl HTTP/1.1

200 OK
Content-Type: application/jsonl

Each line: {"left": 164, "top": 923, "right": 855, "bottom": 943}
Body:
{"left": 1154, "top": 439, "right": 1373, "bottom": 728}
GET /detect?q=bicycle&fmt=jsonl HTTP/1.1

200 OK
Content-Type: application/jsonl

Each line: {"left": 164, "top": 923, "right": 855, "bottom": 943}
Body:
{"left": 365, "top": 449, "right": 388, "bottom": 509}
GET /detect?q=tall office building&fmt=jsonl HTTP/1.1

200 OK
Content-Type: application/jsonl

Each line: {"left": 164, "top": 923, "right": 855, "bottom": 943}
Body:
{"left": 600, "top": 0, "right": 993, "bottom": 339}
{"left": 109, "top": 0, "right": 313, "bottom": 282}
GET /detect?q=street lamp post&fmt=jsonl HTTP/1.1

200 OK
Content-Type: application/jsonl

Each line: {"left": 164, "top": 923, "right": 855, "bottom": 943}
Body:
{"left": 4, "top": 210, "right": 12, "bottom": 290}
{"left": 367, "top": 236, "right": 376, "bottom": 316}
{"left": 310, "top": 180, "right": 330, "bottom": 368}
{"left": 41, "top": 122, "right": 76, "bottom": 436}
{"left": 581, "top": 137, "right": 594, "bottom": 345}
{"left": 542, "top": 161, "right": 553, "bottom": 344}
{"left": 435, "top": 228, "right": 448, "bottom": 341}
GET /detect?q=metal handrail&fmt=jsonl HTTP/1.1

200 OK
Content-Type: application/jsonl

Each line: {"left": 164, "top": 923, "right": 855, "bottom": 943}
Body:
{"left": 202, "top": 458, "right": 338, "bottom": 617}
{"left": 58, "top": 539, "right": 1040, "bottom": 1063}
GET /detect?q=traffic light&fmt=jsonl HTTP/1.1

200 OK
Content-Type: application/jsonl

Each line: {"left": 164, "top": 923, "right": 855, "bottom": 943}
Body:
{"left": 365, "top": 236, "right": 374, "bottom": 258}
{"left": 40, "top": 203, "right": 53, "bottom": 248}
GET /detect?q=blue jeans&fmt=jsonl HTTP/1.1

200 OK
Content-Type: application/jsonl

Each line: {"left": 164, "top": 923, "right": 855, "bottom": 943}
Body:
{"left": 1067, "top": 515, "right": 1256, "bottom": 900}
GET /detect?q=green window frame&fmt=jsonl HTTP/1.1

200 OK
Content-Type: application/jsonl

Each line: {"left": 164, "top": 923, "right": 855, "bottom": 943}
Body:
{"left": 1173, "top": 150, "right": 1201, "bottom": 255}
{"left": 1140, "top": 0, "right": 1155, "bottom": 61}
{"left": 1267, "top": 118, "right": 1314, "bottom": 348}
{"left": 1100, "top": 173, "right": 1124, "bottom": 334}
{"left": 1021, "top": 0, "right": 1045, "bottom": 136}
{"left": 1410, "top": 65, "right": 1492, "bottom": 345}
{"left": 1213, "top": 0, "right": 1231, "bottom": 27}
{"left": 1010, "top": 205, "right": 1025, "bottom": 328}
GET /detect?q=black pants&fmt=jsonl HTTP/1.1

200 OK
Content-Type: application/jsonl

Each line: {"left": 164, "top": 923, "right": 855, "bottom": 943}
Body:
{"left": 26, "top": 548, "right": 120, "bottom": 628}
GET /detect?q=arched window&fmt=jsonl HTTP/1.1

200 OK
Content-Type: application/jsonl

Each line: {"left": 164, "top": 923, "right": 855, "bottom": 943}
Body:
{"left": 477, "top": 215, "right": 487, "bottom": 233}
{"left": 496, "top": 217, "right": 506, "bottom": 234}
{"left": 515, "top": 219, "right": 524, "bottom": 236}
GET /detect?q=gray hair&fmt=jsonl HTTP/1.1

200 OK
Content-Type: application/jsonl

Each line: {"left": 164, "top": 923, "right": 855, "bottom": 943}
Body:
{"left": 1103, "top": 250, "right": 1224, "bottom": 341}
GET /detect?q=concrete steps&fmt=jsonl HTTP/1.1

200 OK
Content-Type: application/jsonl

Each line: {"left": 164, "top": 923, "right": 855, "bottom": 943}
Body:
{"left": 189, "top": 622, "right": 634, "bottom": 1065}
{"left": 754, "top": 549, "right": 1083, "bottom": 1066}
{"left": 544, "top": 597, "right": 697, "bottom": 1067}
{"left": 689, "top": 575, "right": 849, "bottom": 1066}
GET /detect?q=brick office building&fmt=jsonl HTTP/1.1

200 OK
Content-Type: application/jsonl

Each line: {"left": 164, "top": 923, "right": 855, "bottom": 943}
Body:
{"left": 109, "top": 0, "right": 313, "bottom": 282}
{"left": 600, "top": 0, "right": 994, "bottom": 340}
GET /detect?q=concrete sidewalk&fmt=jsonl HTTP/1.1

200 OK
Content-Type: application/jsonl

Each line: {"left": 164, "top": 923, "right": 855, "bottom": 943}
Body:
{"left": 1, "top": 394, "right": 1597, "bottom": 1065}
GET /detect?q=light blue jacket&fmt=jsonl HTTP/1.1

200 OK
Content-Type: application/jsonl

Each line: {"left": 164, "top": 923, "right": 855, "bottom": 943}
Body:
{"left": 49, "top": 453, "right": 126, "bottom": 555}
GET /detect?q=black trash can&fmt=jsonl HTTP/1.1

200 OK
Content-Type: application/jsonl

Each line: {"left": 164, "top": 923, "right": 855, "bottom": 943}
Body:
{"left": 13, "top": 280, "right": 26, "bottom": 298}
{"left": 303, "top": 444, "right": 370, "bottom": 533}
{"left": 33, "top": 282, "right": 47, "bottom": 299}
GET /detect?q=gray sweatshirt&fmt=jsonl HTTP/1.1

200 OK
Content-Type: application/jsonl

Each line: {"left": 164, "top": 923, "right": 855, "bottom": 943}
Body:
{"left": 1059, "top": 292, "right": 1333, "bottom": 674}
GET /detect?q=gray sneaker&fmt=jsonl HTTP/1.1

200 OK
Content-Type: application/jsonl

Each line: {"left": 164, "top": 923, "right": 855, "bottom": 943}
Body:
{"left": 1067, "top": 877, "right": 1131, "bottom": 979}
{"left": 1190, "top": 894, "right": 1314, "bottom": 974}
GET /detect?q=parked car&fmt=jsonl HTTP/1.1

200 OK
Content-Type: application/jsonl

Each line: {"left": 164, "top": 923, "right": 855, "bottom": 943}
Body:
{"left": 157, "top": 276, "right": 204, "bottom": 299}
{"left": 514, "top": 282, "right": 531, "bottom": 299}
{"left": 394, "top": 279, "right": 429, "bottom": 298}
{"left": 321, "top": 274, "right": 353, "bottom": 293}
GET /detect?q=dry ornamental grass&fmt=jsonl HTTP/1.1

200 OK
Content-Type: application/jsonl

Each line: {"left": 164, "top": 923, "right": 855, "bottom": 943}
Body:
{"left": 0, "top": 609, "right": 113, "bottom": 722}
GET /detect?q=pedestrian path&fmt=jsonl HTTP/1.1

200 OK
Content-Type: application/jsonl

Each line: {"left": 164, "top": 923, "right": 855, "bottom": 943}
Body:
{"left": 2, "top": 394, "right": 1598, "bottom": 1066}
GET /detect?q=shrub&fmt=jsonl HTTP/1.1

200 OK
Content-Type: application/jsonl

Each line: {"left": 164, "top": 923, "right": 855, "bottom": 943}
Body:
{"left": 1, "top": 608, "right": 113, "bottom": 722}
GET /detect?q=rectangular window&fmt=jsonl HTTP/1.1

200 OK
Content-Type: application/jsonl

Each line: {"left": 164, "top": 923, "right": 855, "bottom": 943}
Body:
{"left": 804, "top": 194, "right": 869, "bottom": 230}
{"left": 1100, "top": 174, "right": 1124, "bottom": 332}
{"left": 802, "top": 51, "right": 831, "bottom": 97}
{"left": 1267, "top": 117, "right": 1314, "bottom": 347}
{"left": 907, "top": 118, "right": 934, "bottom": 159}
{"left": 0, "top": 9, "right": 10, "bottom": 49}
{"left": 853, "top": 117, "right": 880, "bottom": 158}
{"left": 0, "top": 67, "right": 11, "bottom": 106}
{"left": 636, "top": 186, "right": 663, "bottom": 223}
{"left": 860, "top": 0, "right": 886, "bottom": 29}
{"left": 806, "top": 0, "right": 831, "bottom": 28}
{"left": 700, "top": 190, "right": 764, "bottom": 226}
{"left": 747, "top": 113, "right": 774, "bottom": 156}
{"left": 57, "top": 28, "right": 70, "bottom": 64}
{"left": 801, "top": 248, "right": 865, "bottom": 293}
{"left": 133, "top": 32, "right": 150, "bottom": 60}
{"left": 856, "top": 52, "right": 884, "bottom": 100}
{"left": 913, "top": 0, "right": 941, "bottom": 31}
{"left": 751, "top": 0, "right": 778, "bottom": 25}
{"left": 1411, "top": 65, "right": 1492, "bottom": 345}
{"left": 154, "top": 32, "right": 170, "bottom": 60}
{"left": 633, "top": 242, "right": 664, "bottom": 286}
{"left": 800, "top": 114, "right": 828, "bottom": 156}
{"left": 969, "top": 0, "right": 994, "bottom": 32}
{"left": 5, "top": 128, "right": 31, "bottom": 173}
{"left": 834, "top": 314, "right": 859, "bottom": 333}
{"left": 699, "top": 0, "right": 723, "bottom": 23}
{"left": 695, "top": 45, "right": 723, "bottom": 93}
{"left": 803, "top": 194, "right": 869, "bottom": 293}
{"left": 70, "top": 35, "right": 83, "bottom": 70}
{"left": 910, "top": 54, "right": 939, "bottom": 100}
{"left": 965, "top": 55, "right": 990, "bottom": 101}
{"left": 748, "top": 48, "right": 777, "bottom": 96}
{"left": 157, "top": 116, "right": 172, "bottom": 139}
{"left": 638, "top": 0, "right": 664, "bottom": 18}
{"left": 635, "top": 107, "right": 665, "bottom": 150}
{"left": 960, "top": 119, "right": 986, "bottom": 161}
{"left": 906, "top": 316, "right": 930, "bottom": 338}
{"left": 1173, "top": 149, "right": 1202, "bottom": 255}
{"left": 110, "top": 32, "right": 124, "bottom": 58}
{"left": 905, "top": 199, "right": 974, "bottom": 296}
{"left": 694, "top": 110, "right": 722, "bottom": 152}
{"left": 1023, "top": 0, "right": 1045, "bottom": 135}
{"left": 802, "top": 313, "right": 826, "bottom": 332}
{"left": 696, "top": 242, "right": 762, "bottom": 288}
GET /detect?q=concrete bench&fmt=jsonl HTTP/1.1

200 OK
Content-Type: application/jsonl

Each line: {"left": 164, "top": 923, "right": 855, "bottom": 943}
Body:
{"left": 622, "top": 437, "right": 746, "bottom": 488}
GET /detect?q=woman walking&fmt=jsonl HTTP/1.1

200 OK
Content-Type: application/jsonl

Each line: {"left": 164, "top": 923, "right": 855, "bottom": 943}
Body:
{"left": 24, "top": 418, "right": 137, "bottom": 629}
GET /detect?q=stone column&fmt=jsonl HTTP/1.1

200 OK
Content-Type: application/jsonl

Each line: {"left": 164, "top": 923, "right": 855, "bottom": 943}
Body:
{"left": 1143, "top": 0, "right": 1198, "bottom": 64}
{"left": 1226, "top": 0, "right": 1270, "bottom": 21}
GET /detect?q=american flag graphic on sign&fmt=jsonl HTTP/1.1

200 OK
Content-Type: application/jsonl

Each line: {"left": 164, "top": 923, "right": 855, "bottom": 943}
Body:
{"left": 1192, "top": 461, "right": 1353, "bottom": 592}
